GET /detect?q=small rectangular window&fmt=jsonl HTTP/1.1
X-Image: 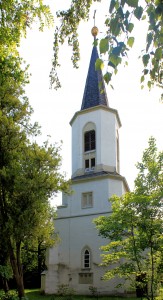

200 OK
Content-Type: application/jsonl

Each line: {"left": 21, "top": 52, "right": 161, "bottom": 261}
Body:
{"left": 82, "top": 192, "right": 93, "bottom": 208}
{"left": 91, "top": 158, "right": 95, "bottom": 168}
{"left": 85, "top": 159, "right": 89, "bottom": 169}
{"left": 79, "top": 273, "right": 93, "bottom": 284}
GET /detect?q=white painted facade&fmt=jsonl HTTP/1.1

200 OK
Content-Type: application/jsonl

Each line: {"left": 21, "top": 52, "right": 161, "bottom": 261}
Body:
{"left": 70, "top": 106, "right": 121, "bottom": 178}
{"left": 42, "top": 103, "right": 129, "bottom": 295}
{"left": 42, "top": 45, "right": 129, "bottom": 295}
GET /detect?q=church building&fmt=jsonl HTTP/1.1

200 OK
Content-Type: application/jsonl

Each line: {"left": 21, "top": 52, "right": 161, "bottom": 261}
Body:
{"left": 41, "top": 27, "right": 129, "bottom": 295}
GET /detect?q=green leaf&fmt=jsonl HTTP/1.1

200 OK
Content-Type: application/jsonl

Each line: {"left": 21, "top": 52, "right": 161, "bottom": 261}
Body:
{"left": 147, "top": 80, "right": 151, "bottom": 89}
{"left": 126, "top": 0, "right": 138, "bottom": 8}
{"left": 103, "top": 72, "right": 112, "bottom": 84}
{"left": 144, "top": 69, "right": 149, "bottom": 75}
{"left": 112, "top": 46, "right": 122, "bottom": 56}
{"left": 134, "top": 6, "right": 143, "bottom": 20}
{"left": 141, "top": 75, "right": 145, "bottom": 83}
{"left": 95, "top": 58, "right": 104, "bottom": 71}
{"left": 110, "top": 18, "right": 121, "bottom": 36}
{"left": 146, "top": 32, "right": 153, "bottom": 52}
{"left": 108, "top": 61, "right": 116, "bottom": 69}
{"left": 128, "top": 23, "right": 134, "bottom": 33}
{"left": 117, "top": 7, "right": 124, "bottom": 19}
{"left": 99, "top": 38, "right": 109, "bottom": 54}
{"left": 109, "top": 0, "right": 116, "bottom": 13}
{"left": 94, "top": 38, "right": 98, "bottom": 47}
{"left": 155, "top": 47, "right": 162, "bottom": 60}
{"left": 142, "top": 54, "right": 150, "bottom": 67}
{"left": 109, "top": 54, "right": 122, "bottom": 67}
{"left": 121, "top": 0, "right": 126, "bottom": 7}
{"left": 127, "top": 37, "right": 135, "bottom": 48}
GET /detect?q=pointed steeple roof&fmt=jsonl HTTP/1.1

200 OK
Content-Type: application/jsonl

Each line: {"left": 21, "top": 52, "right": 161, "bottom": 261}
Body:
{"left": 81, "top": 44, "right": 109, "bottom": 110}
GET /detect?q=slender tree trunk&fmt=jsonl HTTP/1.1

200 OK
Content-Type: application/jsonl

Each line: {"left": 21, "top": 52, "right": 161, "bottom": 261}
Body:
{"left": 9, "top": 240, "right": 25, "bottom": 299}
{"left": 150, "top": 238, "right": 154, "bottom": 300}
{"left": 2, "top": 278, "right": 9, "bottom": 293}
{"left": 38, "top": 242, "right": 42, "bottom": 287}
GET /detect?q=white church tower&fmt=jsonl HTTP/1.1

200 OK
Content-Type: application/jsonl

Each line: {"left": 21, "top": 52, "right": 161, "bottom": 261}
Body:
{"left": 42, "top": 28, "right": 129, "bottom": 295}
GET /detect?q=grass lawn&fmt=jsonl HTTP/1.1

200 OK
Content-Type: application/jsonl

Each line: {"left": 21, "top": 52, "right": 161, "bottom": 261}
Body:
{"left": 25, "top": 288, "right": 163, "bottom": 300}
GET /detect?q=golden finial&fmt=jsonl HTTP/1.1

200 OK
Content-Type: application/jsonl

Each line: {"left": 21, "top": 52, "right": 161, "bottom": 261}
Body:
{"left": 91, "top": 10, "right": 99, "bottom": 38}
{"left": 91, "top": 26, "right": 99, "bottom": 37}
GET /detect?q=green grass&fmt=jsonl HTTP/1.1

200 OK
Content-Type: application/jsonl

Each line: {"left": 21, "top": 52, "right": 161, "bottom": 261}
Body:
{"left": 25, "top": 290, "right": 136, "bottom": 300}
{"left": 25, "top": 288, "right": 163, "bottom": 300}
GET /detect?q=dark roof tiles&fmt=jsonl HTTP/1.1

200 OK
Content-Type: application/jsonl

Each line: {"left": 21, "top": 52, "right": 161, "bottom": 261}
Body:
{"left": 72, "top": 170, "right": 120, "bottom": 181}
{"left": 81, "top": 46, "right": 109, "bottom": 110}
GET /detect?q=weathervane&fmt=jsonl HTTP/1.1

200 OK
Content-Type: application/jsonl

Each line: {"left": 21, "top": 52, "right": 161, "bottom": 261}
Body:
{"left": 93, "top": 10, "right": 96, "bottom": 26}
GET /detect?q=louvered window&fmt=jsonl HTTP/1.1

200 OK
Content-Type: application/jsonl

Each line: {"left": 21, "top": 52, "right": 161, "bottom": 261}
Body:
{"left": 84, "top": 130, "right": 95, "bottom": 152}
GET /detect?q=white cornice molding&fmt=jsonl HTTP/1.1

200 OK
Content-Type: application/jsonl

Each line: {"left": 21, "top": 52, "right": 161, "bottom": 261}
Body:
{"left": 70, "top": 105, "right": 122, "bottom": 128}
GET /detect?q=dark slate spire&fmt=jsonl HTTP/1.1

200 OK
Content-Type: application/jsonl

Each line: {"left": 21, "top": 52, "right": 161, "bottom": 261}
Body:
{"left": 81, "top": 40, "right": 109, "bottom": 110}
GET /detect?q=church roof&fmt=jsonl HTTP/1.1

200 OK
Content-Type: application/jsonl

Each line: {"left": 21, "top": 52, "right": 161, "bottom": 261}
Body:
{"left": 81, "top": 45, "right": 109, "bottom": 110}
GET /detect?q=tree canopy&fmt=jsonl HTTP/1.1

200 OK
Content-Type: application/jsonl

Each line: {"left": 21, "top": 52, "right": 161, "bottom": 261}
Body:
{"left": 51, "top": 0, "right": 163, "bottom": 98}
{"left": 94, "top": 137, "right": 163, "bottom": 300}
{"left": 0, "top": 1, "right": 70, "bottom": 297}
{"left": 0, "top": 52, "right": 70, "bottom": 297}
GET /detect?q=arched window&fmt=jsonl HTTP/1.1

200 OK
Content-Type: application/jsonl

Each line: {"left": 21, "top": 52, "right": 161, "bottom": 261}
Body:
{"left": 82, "top": 248, "right": 91, "bottom": 269}
{"left": 84, "top": 130, "right": 96, "bottom": 152}
{"left": 84, "top": 250, "right": 90, "bottom": 268}
{"left": 83, "top": 123, "right": 96, "bottom": 172}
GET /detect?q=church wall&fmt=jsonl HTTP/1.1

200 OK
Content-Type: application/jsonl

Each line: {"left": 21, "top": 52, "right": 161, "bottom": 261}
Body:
{"left": 71, "top": 108, "right": 119, "bottom": 177}
{"left": 42, "top": 41, "right": 130, "bottom": 295}
{"left": 50, "top": 209, "right": 125, "bottom": 295}
{"left": 58, "top": 178, "right": 112, "bottom": 218}
{"left": 100, "top": 110, "right": 118, "bottom": 170}
{"left": 58, "top": 177, "right": 126, "bottom": 218}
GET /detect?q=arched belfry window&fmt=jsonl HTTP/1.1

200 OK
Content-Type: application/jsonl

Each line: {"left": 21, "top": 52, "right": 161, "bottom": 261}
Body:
{"left": 84, "top": 130, "right": 96, "bottom": 152}
{"left": 83, "top": 123, "right": 96, "bottom": 172}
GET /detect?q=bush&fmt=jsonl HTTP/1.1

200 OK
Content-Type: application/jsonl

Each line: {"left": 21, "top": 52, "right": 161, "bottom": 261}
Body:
{"left": 0, "top": 290, "right": 19, "bottom": 300}
{"left": 57, "top": 284, "right": 75, "bottom": 297}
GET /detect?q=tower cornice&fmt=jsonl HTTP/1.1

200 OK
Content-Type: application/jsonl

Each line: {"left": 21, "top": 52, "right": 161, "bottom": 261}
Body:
{"left": 72, "top": 171, "right": 130, "bottom": 192}
{"left": 70, "top": 104, "right": 122, "bottom": 128}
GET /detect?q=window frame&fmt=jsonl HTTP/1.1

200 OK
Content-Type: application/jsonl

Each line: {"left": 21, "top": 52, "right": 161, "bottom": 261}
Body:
{"left": 81, "top": 192, "right": 93, "bottom": 209}
{"left": 81, "top": 247, "right": 91, "bottom": 270}
{"left": 84, "top": 130, "right": 96, "bottom": 152}
{"left": 84, "top": 249, "right": 90, "bottom": 269}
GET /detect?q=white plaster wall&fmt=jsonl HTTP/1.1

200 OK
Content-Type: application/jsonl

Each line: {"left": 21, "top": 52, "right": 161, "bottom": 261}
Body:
{"left": 58, "top": 177, "right": 123, "bottom": 218}
{"left": 52, "top": 212, "right": 125, "bottom": 295}
{"left": 100, "top": 110, "right": 117, "bottom": 168}
{"left": 71, "top": 108, "right": 119, "bottom": 176}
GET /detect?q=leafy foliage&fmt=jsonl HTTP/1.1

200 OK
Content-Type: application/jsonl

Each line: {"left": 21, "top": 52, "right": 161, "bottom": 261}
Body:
{"left": 52, "top": 0, "right": 163, "bottom": 98}
{"left": 0, "top": 0, "right": 53, "bottom": 58}
{"left": 94, "top": 138, "right": 163, "bottom": 300}
{"left": 0, "top": 1, "right": 70, "bottom": 297}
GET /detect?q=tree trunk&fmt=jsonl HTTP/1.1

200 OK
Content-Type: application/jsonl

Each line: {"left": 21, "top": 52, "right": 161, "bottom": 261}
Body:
{"left": 9, "top": 240, "right": 25, "bottom": 299}
{"left": 2, "top": 278, "right": 9, "bottom": 293}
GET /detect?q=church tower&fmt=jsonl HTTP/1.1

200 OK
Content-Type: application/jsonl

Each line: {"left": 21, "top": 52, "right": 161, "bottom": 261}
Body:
{"left": 42, "top": 28, "right": 129, "bottom": 295}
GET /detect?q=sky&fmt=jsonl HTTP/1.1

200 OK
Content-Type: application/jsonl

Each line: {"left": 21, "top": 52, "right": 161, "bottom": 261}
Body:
{"left": 20, "top": 0, "right": 163, "bottom": 205}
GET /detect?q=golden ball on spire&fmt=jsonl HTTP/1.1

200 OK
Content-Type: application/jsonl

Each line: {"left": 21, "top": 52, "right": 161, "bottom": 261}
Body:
{"left": 91, "top": 26, "right": 99, "bottom": 37}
